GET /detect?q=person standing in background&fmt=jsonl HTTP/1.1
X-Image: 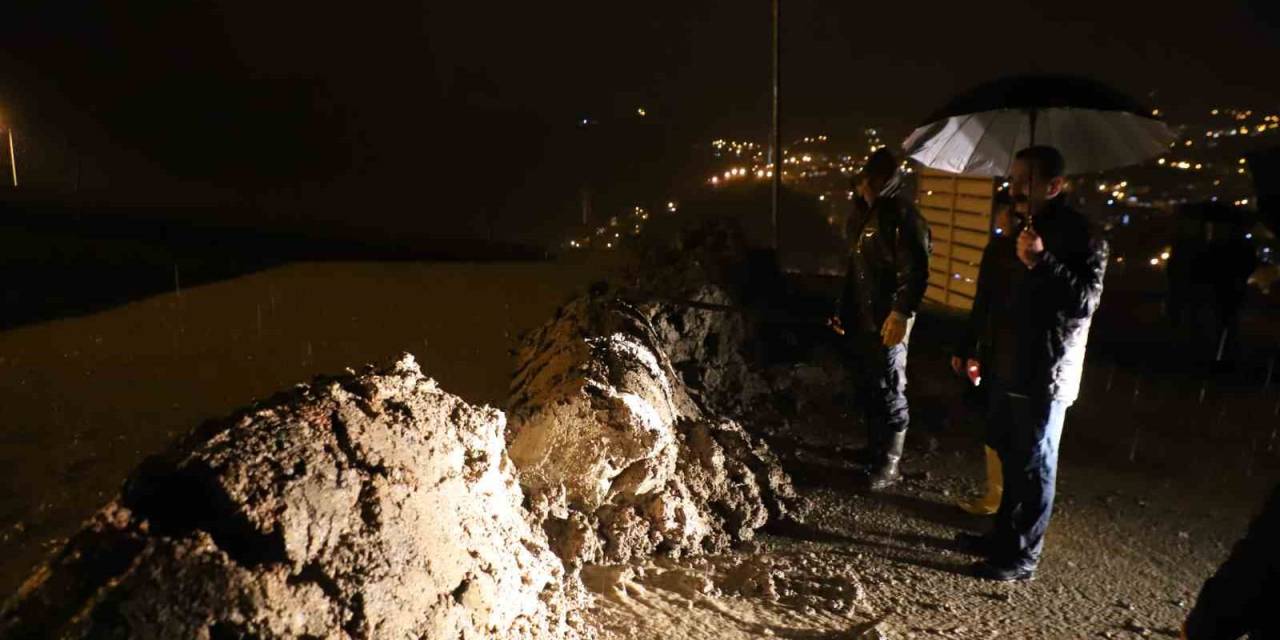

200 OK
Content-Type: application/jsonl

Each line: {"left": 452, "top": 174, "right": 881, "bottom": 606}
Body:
{"left": 829, "top": 148, "right": 931, "bottom": 490}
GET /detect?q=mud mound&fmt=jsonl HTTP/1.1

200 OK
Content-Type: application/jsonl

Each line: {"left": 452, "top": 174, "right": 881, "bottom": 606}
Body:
{"left": 645, "top": 285, "right": 773, "bottom": 416}
{"left": 1, "top": 356, "right": 585, "bottom": 640}
{"left": 626, "top": 216, "right": 853, "bottom": 426}
{"left": 507, "top": 294, "right": 797, "bottom": 566}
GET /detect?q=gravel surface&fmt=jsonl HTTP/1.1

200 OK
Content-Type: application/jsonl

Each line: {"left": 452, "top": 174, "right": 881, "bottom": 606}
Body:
{"left": 581, "top": 353, "right": 1280, "bottom": 639}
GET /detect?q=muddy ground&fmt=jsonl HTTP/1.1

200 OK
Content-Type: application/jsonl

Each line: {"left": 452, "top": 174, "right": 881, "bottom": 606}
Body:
{"left": 1, "top": 255, "right": 1278, "bottom": 638}
{"left": 584, "top": 404, "right": 1276, "bottom": 639}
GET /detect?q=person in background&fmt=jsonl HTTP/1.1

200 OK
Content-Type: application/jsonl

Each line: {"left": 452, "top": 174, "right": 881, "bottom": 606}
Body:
{"left": 952, "top": 146, "right": 1108, "bottom": 581}
{"left": 1167, "top": 204, "right": 1258, "bottom": 368}
{"left": 829, "top": 148, "right": 931, "bottom": 490}
{"left": 952, "top": 197, "right": 1017, "bottom": 516}
{"left": 1182, "top": 483, "right": 1280, "bottom": 639}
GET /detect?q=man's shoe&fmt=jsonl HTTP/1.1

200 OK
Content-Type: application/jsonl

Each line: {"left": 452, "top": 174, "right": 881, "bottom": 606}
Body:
{"left": 954, "top": 532, "right": 998, "bottom": 557}
{"left": 970, "top": 559, "right": 1035, "bottom": 582}
{"left": 868, "top": 431, "right": 906, "bottom": 491}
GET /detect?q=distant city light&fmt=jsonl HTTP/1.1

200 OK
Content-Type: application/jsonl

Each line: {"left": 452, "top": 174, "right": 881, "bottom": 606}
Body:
{"left": 636, "top": 107, "right": 647, "bottom": 117}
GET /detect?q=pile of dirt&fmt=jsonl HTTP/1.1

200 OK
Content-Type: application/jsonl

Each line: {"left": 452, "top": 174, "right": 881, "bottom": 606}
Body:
{"left": 643, "top": 284, "right": 774, "bottom": 417}
{"left": 0, "top": 216, "right": 856, "bottom": 638}
{"left": 622, "top": 216, "right": 774, "bottom": 417}
{"left": 625, "top": 215, "right": 855, "bottom": 427}
{"left": 0, "top": 355, "right": 586, "bottom": 639}
{"left": 506, "top": 292, "right": 799, "bottom": 567}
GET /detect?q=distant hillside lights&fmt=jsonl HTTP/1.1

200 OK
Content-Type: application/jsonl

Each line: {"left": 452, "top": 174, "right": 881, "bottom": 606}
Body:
{"left": 1158, "top": 159, "right": 1202, "bottom": 171}
{"left": 566, "top": 205, "right": 659, "bottom": 250}
{"left": 708, "top": 134, "right": 877, "bottom": 186}
{"left": 711, "top": 139, "right": 763, "bottom": 159}
{"left": 1202, "top": 109, "right": 1278, "bottom": 138}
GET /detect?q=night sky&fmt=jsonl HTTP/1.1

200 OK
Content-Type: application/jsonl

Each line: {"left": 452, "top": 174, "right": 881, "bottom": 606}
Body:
{"left": 0, "top": 1, "right": 1277, "bottom": 243}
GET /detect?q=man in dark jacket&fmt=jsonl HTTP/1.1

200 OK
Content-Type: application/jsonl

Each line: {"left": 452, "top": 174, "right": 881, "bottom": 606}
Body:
{"left": 954, "top": 146, "right": 1108, "bottom": 581}
{"left": 831, "top": 148, "right": 931, "bottom": 490}
{"left": 1183, "top": 483, "right": 1280, "bottom": 639}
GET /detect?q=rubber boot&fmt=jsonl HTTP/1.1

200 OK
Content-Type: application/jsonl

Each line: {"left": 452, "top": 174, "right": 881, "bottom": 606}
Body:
{"left": 868, "top": 431, "right": 906, "bottom": 491}
{"left": 957, "top": 446, "right": 1003, "bottom": 515}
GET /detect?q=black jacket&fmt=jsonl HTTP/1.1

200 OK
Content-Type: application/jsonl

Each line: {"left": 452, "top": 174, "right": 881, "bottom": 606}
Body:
{"left": 1185, "top": 484, "right": 1280, "bottom": 640}
{"left": 961, "top": 198, "right": 1108, "bottom": 402}
{"left": 838, "top": 182, "right": 931, "bottom": 334}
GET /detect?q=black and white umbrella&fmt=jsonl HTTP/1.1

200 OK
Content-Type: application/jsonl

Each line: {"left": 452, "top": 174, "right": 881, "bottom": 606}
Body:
{"left": 902, "top": 74, "right": 1178, "bottom": 177}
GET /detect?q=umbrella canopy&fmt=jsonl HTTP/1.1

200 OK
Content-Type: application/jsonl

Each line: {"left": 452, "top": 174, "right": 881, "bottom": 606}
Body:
{"left": 902, "top": 75, "right": 1178, "bottom": 177}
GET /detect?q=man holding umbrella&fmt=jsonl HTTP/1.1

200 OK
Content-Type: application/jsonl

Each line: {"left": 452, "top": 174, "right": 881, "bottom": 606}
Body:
{"left": 831, "top": 148, "right": 931, "bottom": 490}
{"left": 955, "top": 145, "right": 1109, "bottom": 581}
{"left": 901, "top": 75, "right": 1171, "bottom": 581}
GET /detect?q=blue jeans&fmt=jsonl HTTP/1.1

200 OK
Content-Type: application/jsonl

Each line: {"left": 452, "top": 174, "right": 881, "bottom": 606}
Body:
{"left": 984, "top": 380, "right": 1070, "bottom": 567}
{"left": 846, "top": 331, "right": 911, "bottom": 439}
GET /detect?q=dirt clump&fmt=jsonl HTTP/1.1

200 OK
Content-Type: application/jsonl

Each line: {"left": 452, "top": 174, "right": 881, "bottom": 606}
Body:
{"left": 1, "top": 355, "right": 586, "bottom": 640}
{"left": 507, "top": 293, "right": 799, "bottom": 567}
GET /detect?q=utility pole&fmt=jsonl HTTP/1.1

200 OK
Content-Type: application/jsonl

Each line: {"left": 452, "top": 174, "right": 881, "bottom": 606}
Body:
{"left": 7, "top": 128, "right": 16, "bottom": 187}
{"left": 770, "top": 0, "right": 781, "bottom": 251}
